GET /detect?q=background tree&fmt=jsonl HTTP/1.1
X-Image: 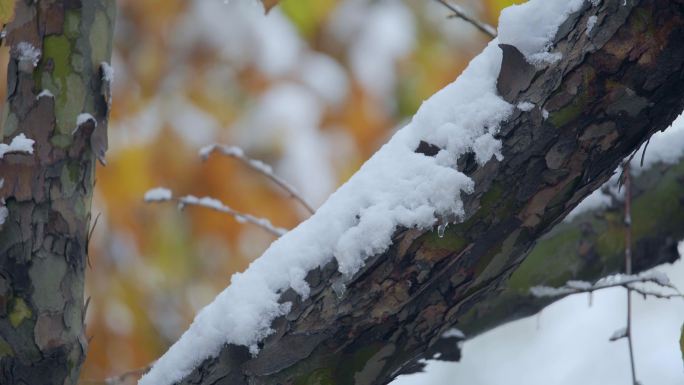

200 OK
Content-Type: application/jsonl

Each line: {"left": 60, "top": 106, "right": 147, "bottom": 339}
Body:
{"left": 0, "top": 1, "right": 115, "bottom": 384}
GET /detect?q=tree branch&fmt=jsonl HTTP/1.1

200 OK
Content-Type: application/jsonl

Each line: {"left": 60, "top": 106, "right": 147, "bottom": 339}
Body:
{"left": 156, "top": 1, "right": 684, "bottom": 384}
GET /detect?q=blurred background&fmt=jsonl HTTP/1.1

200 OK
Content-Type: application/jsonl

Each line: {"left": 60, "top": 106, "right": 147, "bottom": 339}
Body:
{"left": 1, "top": 0, "right": 682, "bottom": 383}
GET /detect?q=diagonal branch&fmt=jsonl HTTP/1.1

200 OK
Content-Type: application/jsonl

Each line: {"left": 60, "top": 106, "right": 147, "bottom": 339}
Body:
{"left": 142, "top": 2, "right": 684, "bottom": 384}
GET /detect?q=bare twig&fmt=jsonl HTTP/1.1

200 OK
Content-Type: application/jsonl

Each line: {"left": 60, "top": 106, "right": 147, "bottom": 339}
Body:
{"left": 623, "top": 161, "right": 638, "bottom": 385}
{"left": 144, "top": 187, "right": 287, "bottom": 237}
{"left": 178, "top": 195, "right": 287, "bottom": 236}
{"left": 434, "top": 0, "right": 497, "bottom": 38}
{"left": 199, "top": 144, "right": 315, "bottom": 215}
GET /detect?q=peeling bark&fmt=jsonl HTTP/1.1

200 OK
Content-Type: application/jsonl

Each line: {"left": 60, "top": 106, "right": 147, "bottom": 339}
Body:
{"left": 167, "top": 1, "right": 684, "bottom": 384}
{"left": 0, "top": 1, "right": 115, "bottom": 384}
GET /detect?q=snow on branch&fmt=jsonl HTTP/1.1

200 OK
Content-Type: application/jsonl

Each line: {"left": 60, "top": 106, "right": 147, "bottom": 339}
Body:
{"left": 199, "top": 144, "right": 315, "bottom": 214}
{"left": 434, "top": 0, "right": 497, "bottom": 38}
{"left": 0, "top": 133, "right": 35, "bottom": 159}
{"left": 139, "top": 1, "right": 591, "bottom": 384}
{"left": 144, "top": 187, "right": 287, "bottom": 237}
{"left": 609, "top": 327, "right": 628, "bottom": 342}
{"left": 530, "top": 271, "right": 683, "bottom": 299}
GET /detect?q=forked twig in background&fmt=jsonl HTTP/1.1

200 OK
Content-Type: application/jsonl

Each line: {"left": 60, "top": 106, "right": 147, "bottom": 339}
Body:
{"left": 434, "top": 0, "right": 497, "bottom": 38}
{"left": 199, "top": 144, "right": 315, "bottom": 215}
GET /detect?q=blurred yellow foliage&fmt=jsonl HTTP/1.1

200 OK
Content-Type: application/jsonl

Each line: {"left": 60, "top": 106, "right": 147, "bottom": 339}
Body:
{"left": 0, "top": 0, "right": 15, "bottom": 25}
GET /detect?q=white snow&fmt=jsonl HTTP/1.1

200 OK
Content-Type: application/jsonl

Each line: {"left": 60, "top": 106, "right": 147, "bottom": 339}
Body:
{"left": 36, "top": 89, "right": 54, "bottom": 99}
{"left": 144, "top": 187, "right": 173, "bottom": 202}
{"left": 498, "top": 0, "right": 584, "bottom": 66}
{"left": 517, "top": 101, "right": 535, "bottom": 111}
{"left": 139, "top": 1, "right": 588, "bottom": 384}
{"left": 76, "top": 112, "right": 97, "bottom": 129}
{"left": 586, "top": 15, "right": 598, "bottom": 36}
{"left": 442, "top": 327, "right": 466, "bottom": 339}
{"left": 15, "top": 42, "right": 41, "bottom": 67}
{"left": 609, "top": 326, "right": 627, "bottom": 341}
{"left": 530, "top": 271, "right": 676, "bottom": 298}
{"left": 0, "top": 133, "right": 35, "bottom": 159}
{"left": 101, "top": 61, "right": 114, "bottom": 83}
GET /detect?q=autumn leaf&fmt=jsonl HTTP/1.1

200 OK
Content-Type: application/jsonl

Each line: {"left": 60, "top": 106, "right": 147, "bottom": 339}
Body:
{"left": 0, "top": 0, "right": 15, "bottom": 25}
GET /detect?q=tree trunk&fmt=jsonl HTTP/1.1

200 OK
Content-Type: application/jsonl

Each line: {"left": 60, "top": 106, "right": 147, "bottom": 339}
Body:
{"left": 0, "top": 1, "right": 115, "bottom": 384}
{"left": 169, "top": 1, "right": 684, "bottom": 384}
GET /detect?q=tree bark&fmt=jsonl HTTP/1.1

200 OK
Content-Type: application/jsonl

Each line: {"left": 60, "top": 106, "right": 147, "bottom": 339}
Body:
{"left": 431, "top": 156, "right": 684, "bottom": 363}
{"left": 168, "top": 1, "right": 684, "bottom": 384}
{"left": 0, "top": 1, "right": 115, "bottom": 384}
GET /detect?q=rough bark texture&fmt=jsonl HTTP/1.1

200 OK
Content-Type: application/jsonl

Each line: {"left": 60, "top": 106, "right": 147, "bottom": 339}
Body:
{"left": 0, "top": 1, "right": 115, "bottom": 384}
{"left": 156, "top": 1, "right": 684, "bottom": 384}
{"left": 447, "top": 155, "right": 684, "bottom": 343}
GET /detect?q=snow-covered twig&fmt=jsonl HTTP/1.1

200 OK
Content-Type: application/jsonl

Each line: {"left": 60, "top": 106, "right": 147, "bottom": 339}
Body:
{"left": 530, "top": 271, "right": 681, "bottom": 298}
{"left": 434, "top": 0, "right": 497, "bottom": 38}
{"left": 144, "top": 187, "right": 287, "bottom": 237}
{"left": 199, "top": 144, "right": 315, "bottom": 215}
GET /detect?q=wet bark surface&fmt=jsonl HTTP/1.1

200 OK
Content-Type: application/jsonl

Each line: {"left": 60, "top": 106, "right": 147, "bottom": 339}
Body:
{"left": 0, "top": 1, "right": 115, "bottom": 384}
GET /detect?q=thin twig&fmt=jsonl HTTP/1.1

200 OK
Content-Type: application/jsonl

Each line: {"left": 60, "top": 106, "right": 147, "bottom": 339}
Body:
{"left": 434, "top": 0, "right": 497, "bottom": 38}
{"left": 627, "top": 284, "right": 684, "bottom": 300}
{"left": 199, "top": 144, "right": 315, "bottom": 215}
{"left": 144, "top": 188, "right": 287, "bottom": 237}
{"left": 80, "top": 364, "right": 151, "bottom": 385}
{"left": 177, "top": 195, "right": 287, "bottom": 236}
{"left": 623, "top": 161, "right": 638, "bottom": 385}
{"left": 530, "top": 271, "right": 680, "bottom": 298}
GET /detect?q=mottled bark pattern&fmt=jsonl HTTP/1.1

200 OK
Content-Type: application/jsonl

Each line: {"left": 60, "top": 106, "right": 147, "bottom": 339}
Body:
{"left": 175, "top": 1, "right": 684, "bottom": 384}
{"left": 0, "top": 1, "right": 115, "bottom": 384}
{"left": 458, "top": 156, "right": 684, "bottom": 338}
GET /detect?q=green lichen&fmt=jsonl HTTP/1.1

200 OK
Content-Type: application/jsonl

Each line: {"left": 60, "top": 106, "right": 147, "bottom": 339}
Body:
{"left": 9, "top": 297, "right": 32, "bottom": 328}
{"left": 549, "top": 95, "right": 586, "bottom": 127}
{"left": 294, "top": 367, "right": 335, "bottom": 385}
{"left": 0, "top": 336, "right": 13, "bottom": 357}
{"left": 42, "top": 35, "right": 72, "bottom": 89}
{"left": 422, "top": 229, "right": 468, "bottom": 253}
{"left": 508, "top": 225, "right": 582, "bottom": 290}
